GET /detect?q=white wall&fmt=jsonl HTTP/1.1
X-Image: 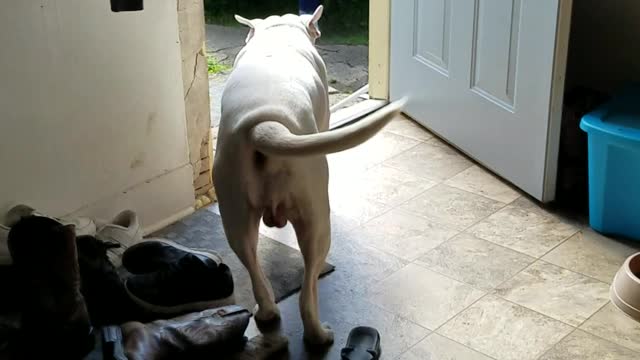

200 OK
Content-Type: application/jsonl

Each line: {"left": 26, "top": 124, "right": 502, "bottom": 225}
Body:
{"left": 0, "top": 1, "right": 194, "bottom": 232}
{"left": 566, "top": 0, "right": 640, "bottom": 92}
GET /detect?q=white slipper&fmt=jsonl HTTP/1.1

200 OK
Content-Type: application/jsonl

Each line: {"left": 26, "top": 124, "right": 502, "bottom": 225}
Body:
{"left": 97, "top": 210, "right": 143, "bottom": 248}
{"left": 96, "top": 210, "right": 143, "bottom": 268}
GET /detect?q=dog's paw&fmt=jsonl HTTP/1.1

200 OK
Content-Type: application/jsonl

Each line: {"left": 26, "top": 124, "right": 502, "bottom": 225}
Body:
{"left": 253, "top": 304, "right": 281, "bottom": 323}
{"left": 304, "top": 323, "right": 334, "bottom": 348}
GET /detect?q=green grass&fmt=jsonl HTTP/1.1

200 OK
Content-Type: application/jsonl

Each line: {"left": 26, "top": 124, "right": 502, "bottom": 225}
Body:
{"left": 318, "top": 32, "right": 368, "bottom": 45}
{"left": 205, "top": 14, "right": 245, "bottom": 27}
{"left": 207, "top": 55, "right": 231, "bottom": 74}
{"left": 205, "top": 17, "right": 368, "bottom": 45}
{"left": 205, "top": 12, "right": 368, "bottom": 45}
{"left": 203, "top": 0, "right": 369, "bottom": 45}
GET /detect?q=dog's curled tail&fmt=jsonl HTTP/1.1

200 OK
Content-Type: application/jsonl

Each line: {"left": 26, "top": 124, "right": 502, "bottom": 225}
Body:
{"left": 248, "top": 97, "right": 408, "bottom": 157}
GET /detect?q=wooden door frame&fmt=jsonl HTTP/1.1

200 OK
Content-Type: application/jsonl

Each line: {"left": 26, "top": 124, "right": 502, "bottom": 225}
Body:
{"left": 368, "top": 0, "right": 391, "bottom": 100}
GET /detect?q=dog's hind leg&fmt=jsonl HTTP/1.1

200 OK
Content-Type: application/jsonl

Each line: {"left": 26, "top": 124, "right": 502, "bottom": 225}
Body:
{"left": 218, "top": 199, "right": 280, "bottom": 323}
{"left": 292, "top": 190, "right": 334, "bottom": 347}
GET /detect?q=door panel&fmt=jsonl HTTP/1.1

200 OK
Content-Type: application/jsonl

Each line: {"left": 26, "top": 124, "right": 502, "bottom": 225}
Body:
{"left": 390, "top": 0, "right": 572, "bottom": 202}
{"left": 414, "top": 0, "right": 451, "bottom": 75}
{"left": 471, "top": 0, "right": 520, "bottom": 109}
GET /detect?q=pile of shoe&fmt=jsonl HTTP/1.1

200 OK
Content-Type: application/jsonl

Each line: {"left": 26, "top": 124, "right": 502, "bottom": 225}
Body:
{"left": 122, "top": 238, "right": 235, "bottom": 315}
{"left": 0, "top": 204, "right": 145, "bottom": 331}
{"left": 7, "top": 215, "right": 98, "bottom": 358}
{"left": 0, "top": 205, "right": 249, "bottom": 359}
{"left": 1, "top": 204, "right": 142, "bottom": 267}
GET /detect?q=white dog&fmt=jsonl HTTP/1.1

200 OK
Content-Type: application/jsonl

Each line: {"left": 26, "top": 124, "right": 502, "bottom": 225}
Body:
{"left": 214, "top": 6, "right": 406, "bottom": 346}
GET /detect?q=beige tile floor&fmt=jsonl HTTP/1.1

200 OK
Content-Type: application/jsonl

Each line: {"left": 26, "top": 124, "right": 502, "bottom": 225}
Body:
{"left": 257, "top": 115, "right": 640, "bottom": 359}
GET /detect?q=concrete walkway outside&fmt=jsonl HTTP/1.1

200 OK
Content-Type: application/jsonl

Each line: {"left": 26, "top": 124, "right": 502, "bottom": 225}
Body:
{"left": 206, "top": 24, "right": 368, "bottom": 128}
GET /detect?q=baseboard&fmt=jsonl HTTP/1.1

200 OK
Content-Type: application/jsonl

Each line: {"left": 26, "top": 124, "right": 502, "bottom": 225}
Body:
{"left": 143, "top": 205, "right": 194, "bottom": 235}
{"left": 67, "top": 164, "right": 195, "bottom": 234}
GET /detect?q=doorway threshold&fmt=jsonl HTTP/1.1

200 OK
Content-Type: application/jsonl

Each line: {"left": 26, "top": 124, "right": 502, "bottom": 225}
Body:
{"left": 329, "top": 84, "right": 389, "bottom": 129}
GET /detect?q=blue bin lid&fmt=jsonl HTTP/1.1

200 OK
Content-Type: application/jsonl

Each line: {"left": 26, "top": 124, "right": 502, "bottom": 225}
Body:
{"left": 580, "top": 83, "right": 640, "bottom": 142}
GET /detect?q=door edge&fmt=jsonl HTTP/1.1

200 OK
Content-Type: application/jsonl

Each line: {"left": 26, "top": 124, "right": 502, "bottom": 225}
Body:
{"left": 542, "top": 0, "right": 574, "bottom": 203}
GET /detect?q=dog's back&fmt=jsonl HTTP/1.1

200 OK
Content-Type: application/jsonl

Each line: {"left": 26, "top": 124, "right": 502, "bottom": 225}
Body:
{"left": 219, "top": 15, "right": 329, "bottom": 140}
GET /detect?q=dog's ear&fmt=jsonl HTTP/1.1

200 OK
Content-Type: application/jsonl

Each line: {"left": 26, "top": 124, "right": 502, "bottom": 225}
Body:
{"left": 234, "top": 15, "right": 253, "bottom": 28}
{"left": 305, "top": 5, "right": 323, "bottom": 40}
{"left": 235, "top": 15, "right": 256, "bottom": 43}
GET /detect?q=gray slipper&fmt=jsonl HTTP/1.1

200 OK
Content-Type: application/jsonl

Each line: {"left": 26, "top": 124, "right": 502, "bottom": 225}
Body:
{"left": 340, "top": 326, "right": 381, "bottom": 360}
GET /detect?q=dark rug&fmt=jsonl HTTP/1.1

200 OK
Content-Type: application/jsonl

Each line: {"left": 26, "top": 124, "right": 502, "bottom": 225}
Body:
{"left": 150, "top": 206, "right": 334, "bottom": 311}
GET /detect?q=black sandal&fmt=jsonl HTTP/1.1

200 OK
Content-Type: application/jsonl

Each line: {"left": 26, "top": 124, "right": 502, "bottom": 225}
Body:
{"left": 340, "top": 326, "right": 381, "bottom": 360}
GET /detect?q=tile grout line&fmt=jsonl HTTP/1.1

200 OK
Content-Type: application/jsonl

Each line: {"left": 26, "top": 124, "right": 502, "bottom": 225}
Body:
{"left": 328, "top": 135, "right": 434, "bottom": 229}
{"left": 490, "top": 253, "right": 614, "bottom": 297}
{"left": 535, "top": 258, "right": 613, "bottom": 286}
{"left": 443, "top": 170, "right": 525, "bottom": 205}
{"left": 496, "top": 295, "right": 580, "bottom": 328}
{"left": 352, "top": 182, "right": 465, "bottom": 271}
{"left": 359, "top": 295, "right": 434, "bottom": 352}
{"left": 384, "top": 126, "right": 434, "bottom": 143}
{"left": 390, "top": 332, "right": 432, "bottom": 360}
{"left": 361, "top": 298, "right": 430, "bottom": 334}
{"left": 410, "top": 248, "right": 534, "bottom": 294}
{"left": 405, "top": 257, "right": 604, "bottom": 333}
{"left": 392, "top": 331, "right": 499, "bottom": 360}
{"left": 398, "top": 193, "right": 524, "bottom": 268}
{"left": 310, "top": 281, "right": 435, "bottom": 359}
{"left": 533, "top": 327, "right": 579, "bottom": 360}
{"left": 410, "top": 256, "right": 614, "bottom": 346}
{"left": 346, "top": 171, "right": 451, "bottom": 230}
{"left": 381, "top": 136, "right": 475, "bottom": 184}
{"left": 429, "top": 292, "right": 581, "bottom": 360}
{"left": 384, "top": 159, "right": 474, "bottom": 186}
{"left": 362, "top": 180, "right": 530, "bottom": 296}
{"left": 485, "top": 259, "right": 611, "bottom": 329}
{"left": 429, "top": 293, "right": 498, "bottom": 359}
{"left": 362, "top": 231, "right": 499, "bottom": 358}
{"left": 392, "top": 184, "right": 511, "bottom": 237}
{"left": 337, "top": 198, "right": 611, "bottom": 288}
{"left": 441, "top": 255, "right": 596, "bottom": 330}
{"left": 431, "top": 292, "right": 490, "bottom": 332}
{"left": 536, "top": 228, "right": 581, "bottom": 261}
{"left": 361, "top": 250, "right": 410, "bottom": 287}
{"left": 419, "top": 229, "right": 538, "bottom": 263}
{"left": 456, "top": 200, "right": 581, "bottom": 261}
{"left": 340, "top": 164, "right": 468, "bottom": 261}
{"left": 577, "top": 299, "right": 610, "bottom": 328}
{"left": 576, "top": 299, "right": 640, "bottom": 355}
{"left": 363, "top": 131, "right": 425, "bottom": 168}
{"left": 535, "top": 299, "right": 640, "bottom": 358}
{"left": 452, "top": 185, "right": 520, "bottom": 231}
{"left": 408, "top": 260, "right": 492, "bottom": 293}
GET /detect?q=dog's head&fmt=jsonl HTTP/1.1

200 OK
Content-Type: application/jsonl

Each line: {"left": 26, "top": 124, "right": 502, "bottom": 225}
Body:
{"left": 235, "top": 5, "right": 324, "bottom": 44}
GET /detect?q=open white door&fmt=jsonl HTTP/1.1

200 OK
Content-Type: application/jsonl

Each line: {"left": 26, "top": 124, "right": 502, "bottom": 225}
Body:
{"left": 390, "top": 0, "right": 572, "bottom": 202}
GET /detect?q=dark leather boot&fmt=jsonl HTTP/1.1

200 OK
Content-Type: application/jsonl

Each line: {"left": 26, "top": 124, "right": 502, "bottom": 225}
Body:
{"left": 7, "top": 216, "right": 94, "bottom": 359}
{"left": 76, "top": 235, "right": 141, "bottom": 326}
{"left": 121, "top": 305, "right": 251, "bottom": 360}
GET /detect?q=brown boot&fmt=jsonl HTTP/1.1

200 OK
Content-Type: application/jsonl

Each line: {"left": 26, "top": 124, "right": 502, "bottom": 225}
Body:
{"left": 229, "top": 333, "right": 289, "bottom": 360}
{"left": 8, "top": 216, "right": 94, "bottom": 358}
{"left": 122, "top": 305, "right": 251, "bottom": 360}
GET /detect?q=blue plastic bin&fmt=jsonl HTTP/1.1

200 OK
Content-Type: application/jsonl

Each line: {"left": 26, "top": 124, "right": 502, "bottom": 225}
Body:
{"left": 580, "top": 84, "right": 640, "bottom": 241}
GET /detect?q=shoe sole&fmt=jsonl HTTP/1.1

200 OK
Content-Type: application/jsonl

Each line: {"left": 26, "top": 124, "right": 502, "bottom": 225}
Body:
{"left": 140, "top": 238, "right": 224, "bottom": 265}
{"left": 124, "top": 279, "right": 236, "bottom": 315}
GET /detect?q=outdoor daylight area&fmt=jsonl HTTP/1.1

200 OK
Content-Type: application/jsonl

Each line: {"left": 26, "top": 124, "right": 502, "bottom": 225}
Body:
{"left": 206, "top": 0, "right": 370, "bottom": 130}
